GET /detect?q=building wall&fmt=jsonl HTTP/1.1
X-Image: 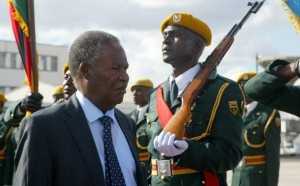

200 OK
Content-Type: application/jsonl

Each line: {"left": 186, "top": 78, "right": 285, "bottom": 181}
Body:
{"left": 0, "top": 40, "right": 68, "bottom": 93}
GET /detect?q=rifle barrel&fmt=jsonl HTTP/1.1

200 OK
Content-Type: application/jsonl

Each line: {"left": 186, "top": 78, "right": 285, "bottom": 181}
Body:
{"left": 231, "top": 0, "right": 266, "bottom": 37}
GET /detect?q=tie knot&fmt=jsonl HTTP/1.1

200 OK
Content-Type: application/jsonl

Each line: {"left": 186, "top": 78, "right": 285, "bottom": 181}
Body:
{"left": 99, "top": 115, "right": 113, "bottom": 125}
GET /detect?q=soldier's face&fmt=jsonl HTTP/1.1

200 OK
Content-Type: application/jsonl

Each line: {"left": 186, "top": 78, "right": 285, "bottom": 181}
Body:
{"left": 132, "top": 86, "right": 151, "bottom": 106}
{"left": 162, "top": 25, "right": 204, "bottom": 66}
{"left": 63, "top": 70, "right": 76, "bottom": 100}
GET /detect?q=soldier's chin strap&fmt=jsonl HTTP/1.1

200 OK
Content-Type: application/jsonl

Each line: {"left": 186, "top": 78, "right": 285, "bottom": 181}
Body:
{"left": 156, "top": 86, "right": 219, "bottom": 186}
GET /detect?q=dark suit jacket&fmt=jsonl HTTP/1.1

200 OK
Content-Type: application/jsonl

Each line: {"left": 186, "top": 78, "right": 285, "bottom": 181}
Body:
{"left": 13, "top": 95, "right": 146, "bottom": 186}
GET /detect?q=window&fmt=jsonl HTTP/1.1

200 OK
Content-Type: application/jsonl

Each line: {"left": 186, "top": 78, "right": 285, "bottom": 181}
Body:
{"left": 10, "top": 53, "right": 17, "bottom": 69}
{"left": 0, "top": 52, "right": 7, "bottom": 68}
{"left": 50, "top": 56, "right": 58, "bottom": 72}
{"left": 40, "top": 55, "right": 48, "bottom": 71}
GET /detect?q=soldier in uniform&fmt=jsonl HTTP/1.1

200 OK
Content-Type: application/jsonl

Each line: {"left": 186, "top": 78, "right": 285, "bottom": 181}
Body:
{"left": 232, "top": 72, "right": 281, "bottom": 186}
{"left": 129, "top": 78, "right": 154, "bottom": 183}
{"left": 0, "top": 93, "right": 43, "bottom": 186}
{"left": 245, "top": 59, "right": 300, "bottom": 116}
{"left": 146, "top": 12, "right": 244, "bottom": 186}
{"left": 63, "top": 64, "right": 76, "bottom": 100}
{"left": 0, "top": 93, "right": 7, "bottom": 114}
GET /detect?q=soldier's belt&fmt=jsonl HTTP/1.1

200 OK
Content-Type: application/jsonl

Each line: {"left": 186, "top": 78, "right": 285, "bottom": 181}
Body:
{"left": 139, "top": 152, "right": 150, "bottom": 161}
{"left": 243, "top": 155, "right": 266, "bottom": 166}
{"left": 151, "top": 159, "right": 198, "bottom": 176}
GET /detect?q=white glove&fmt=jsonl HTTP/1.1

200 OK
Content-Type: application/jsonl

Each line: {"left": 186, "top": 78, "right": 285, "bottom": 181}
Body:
{"left": 153, "top": 131, "right": 188, "bottom": 157}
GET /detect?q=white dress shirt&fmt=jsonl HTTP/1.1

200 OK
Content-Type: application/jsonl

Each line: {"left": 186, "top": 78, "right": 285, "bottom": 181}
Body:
{"left": 136, "top": 105, "right": 147, "bottom": 121}
{"left": 245, "top": 101, "right": 258, "bottom": 117}
{"left": 76, "top": 91, "right": 137, "bottom": 186}
{"left": 169, "top": 64, "right": 201, "bottom": 97}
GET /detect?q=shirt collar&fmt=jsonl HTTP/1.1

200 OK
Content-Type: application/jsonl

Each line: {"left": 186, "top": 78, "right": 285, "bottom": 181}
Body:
{"left": 136, "top": 105, "right": 147, "bottom": 112}
{"left": 76, "top": 91, "right": 115, "bottom": 124}
{"left": 169, "top": 64, "right": 201, "bottom": 97}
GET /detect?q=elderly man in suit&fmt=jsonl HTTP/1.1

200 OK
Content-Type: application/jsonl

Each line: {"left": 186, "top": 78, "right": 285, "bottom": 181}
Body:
{"left": 13, "top": 31, "right": 146, "bottom": 186}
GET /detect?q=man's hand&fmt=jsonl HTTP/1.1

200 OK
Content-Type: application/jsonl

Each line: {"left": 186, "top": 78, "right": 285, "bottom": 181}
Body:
{"left": 20, "top": 93, "right": 43, "bottom": 113}
{"left": 272, "top": 60, "right": 300, "bottom": 80}
{"left": 153, "top": 131, "right": 188, "bottom": 157}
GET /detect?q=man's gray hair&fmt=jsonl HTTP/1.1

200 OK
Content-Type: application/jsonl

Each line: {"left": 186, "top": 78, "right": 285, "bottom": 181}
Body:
{"left": 68, "top": 30, "right": 119, "bottom": 77}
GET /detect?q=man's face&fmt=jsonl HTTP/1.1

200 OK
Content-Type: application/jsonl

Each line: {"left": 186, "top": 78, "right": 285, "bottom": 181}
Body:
{"left": 63, "top": 70, "right": 76, "bottom": 100}
{"left": 162, "top": 25, "right": 202, "bottom": 65}
{"left": 132, "top": 86, "right": 151, "bottom": 107}
{"left": 87, "top": 43, "right": 129, "bottom": 108}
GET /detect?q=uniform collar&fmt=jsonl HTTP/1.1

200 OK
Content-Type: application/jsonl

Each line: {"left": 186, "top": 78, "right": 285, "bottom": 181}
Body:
{"left": 169, "top": 64, "right": 201, "bottom": 97}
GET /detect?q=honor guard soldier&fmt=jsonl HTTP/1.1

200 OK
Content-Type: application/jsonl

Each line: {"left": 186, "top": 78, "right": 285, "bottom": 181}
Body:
{"left": 130, "top": 78, "right": 154, "bottom": 184}
{"left": 0, "top": 93, "right": 43, "bottom": 186}
{"left": 63, "top": 64, "right": 76, "bottom": 100}
{"left": 145, "top": 12, "right": 244, "bottom": 186}
{"left": 232, "top": 72, "right": 281, "bottom": 186}
{"left": 245, "top": 59, "right": 300, "bottom": 117}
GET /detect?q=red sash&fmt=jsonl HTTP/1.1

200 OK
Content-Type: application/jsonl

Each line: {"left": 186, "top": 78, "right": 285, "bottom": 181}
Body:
{"left": 156, "top": 86, "right": 219, "bottom": 186}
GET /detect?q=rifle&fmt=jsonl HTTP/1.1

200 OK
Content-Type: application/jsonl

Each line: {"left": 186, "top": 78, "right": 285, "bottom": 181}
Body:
{"left": 164, "top": 0, "right": 266, "bottom": 138}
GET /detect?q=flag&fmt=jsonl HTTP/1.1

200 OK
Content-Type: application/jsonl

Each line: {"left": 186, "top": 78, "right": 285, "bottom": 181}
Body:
{"left": 281, "top": 0, "right": 300, "bottom": 32}
{"left": 8, "top": 0, "right": 38, "bottom": 93}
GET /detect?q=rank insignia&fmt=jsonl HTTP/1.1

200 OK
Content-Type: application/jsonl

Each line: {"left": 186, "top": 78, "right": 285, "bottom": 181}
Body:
{"left": 228, "top": 100, "right": 239, "bottom": 116}
{"left": 173, "top": 14, "right": 182, "bottom": 23}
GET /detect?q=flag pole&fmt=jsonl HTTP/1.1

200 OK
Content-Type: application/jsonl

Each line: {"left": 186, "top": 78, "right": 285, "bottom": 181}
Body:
{"left": 27, "top": 0, "right": 39, "bottom": 93}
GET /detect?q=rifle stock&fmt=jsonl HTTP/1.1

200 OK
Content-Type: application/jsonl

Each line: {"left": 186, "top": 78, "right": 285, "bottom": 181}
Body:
{"left": 163, "top": 1, "right": 265, "bottom": 138}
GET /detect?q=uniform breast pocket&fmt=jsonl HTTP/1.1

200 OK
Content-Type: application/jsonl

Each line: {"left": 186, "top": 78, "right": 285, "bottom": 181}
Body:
{"left": 244, "top": 123, "right": 265, "bottom": 148}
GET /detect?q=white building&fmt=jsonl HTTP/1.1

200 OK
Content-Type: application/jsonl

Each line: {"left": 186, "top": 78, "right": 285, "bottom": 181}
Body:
{"left": 0, "top": 40, "right": 68, "bottom": 93}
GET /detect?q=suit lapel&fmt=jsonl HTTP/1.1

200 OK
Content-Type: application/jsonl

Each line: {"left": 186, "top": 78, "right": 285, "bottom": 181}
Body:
{"left": 115, "top": 109, "right": 138, "bottom": 161}
{"left": 115, "top": 109, "right": 145, "bottom": 185}
{"left": 63, "top": 96, "right": 104, "bottom": 185}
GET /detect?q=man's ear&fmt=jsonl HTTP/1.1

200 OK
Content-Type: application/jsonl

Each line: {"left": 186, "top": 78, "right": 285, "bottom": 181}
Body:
{"left": 78, "top": 63, "right": 90, "bottom": 80}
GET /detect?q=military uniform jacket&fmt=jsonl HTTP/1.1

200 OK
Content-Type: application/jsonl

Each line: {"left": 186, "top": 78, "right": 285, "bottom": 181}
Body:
{"left": 231, "top": 103, "right": 281, "bottom": 186}
{"left": 146, "top": 75, "right": 244, "bottom": 186}
{"left": 0, "top": 101, "right": 25, "bottom": 186}
{"left": 245, "top": 60, "right": 300, "bottom": 117}
{"left": 130, "top": 107, "right": 151, "bottom": 182}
